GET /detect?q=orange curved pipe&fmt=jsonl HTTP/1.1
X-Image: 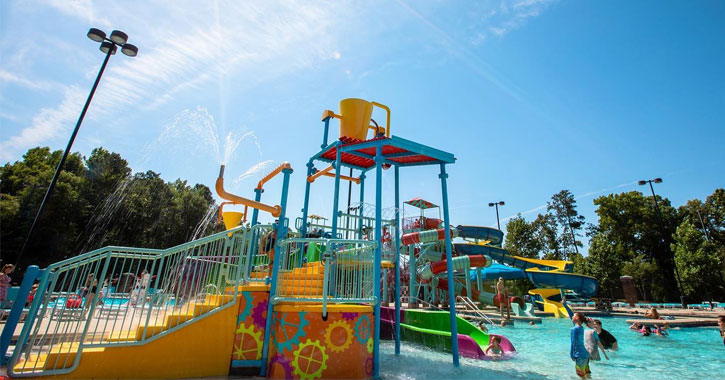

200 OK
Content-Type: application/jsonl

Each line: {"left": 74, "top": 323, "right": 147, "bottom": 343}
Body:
{"left": 307, "top": 165, "right": 361, "bottom": 184}
{"left": 256, "top": 162, "right": 292, "bottom": 190}
{"left": 320, "top": 171, "right": 361, "bottom": 184}
{"left": 216, "top": 165, "right": 281, "bottom": 218}
{"left": 307, "top": 165, "right": 333, "bottom": 183}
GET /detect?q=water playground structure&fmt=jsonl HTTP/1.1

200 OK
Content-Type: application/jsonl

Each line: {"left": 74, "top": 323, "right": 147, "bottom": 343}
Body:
{"left": 0, "top": 98, "right": 597, "bottom": 379}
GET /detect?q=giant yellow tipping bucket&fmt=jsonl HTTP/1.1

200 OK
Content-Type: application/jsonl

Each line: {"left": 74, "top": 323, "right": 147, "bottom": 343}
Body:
{"left": 222, "top": 211, "right": 244, "bottom": 231}
{"left": 338, "top": 98, "right": 390, "bottom": 140}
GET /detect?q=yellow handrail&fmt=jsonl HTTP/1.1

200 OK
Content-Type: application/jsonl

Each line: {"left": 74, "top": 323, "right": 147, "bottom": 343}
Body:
{"left": 216, "top": 165, "right": 282, "bottom": 217}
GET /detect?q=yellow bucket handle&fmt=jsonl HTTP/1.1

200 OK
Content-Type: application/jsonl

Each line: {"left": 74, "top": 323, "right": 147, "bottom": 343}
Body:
{"left": 370, "top": 101, "right": 391, "bottom": 137}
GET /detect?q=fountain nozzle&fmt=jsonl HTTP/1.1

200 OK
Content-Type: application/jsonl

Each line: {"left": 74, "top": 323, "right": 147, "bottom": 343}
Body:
{"left": 218, "top": 164, "right": 225, "bottom": 179}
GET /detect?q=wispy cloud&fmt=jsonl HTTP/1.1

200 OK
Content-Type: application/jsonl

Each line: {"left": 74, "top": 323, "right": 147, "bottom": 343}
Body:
{"left": 0, "top": 69, "right": 62, "bottom": 91}
{"left": 489, "top": 0, "right": 557, "bottom": 37}
{"left": 1, "top": 0, "right": 344, "bottom": 161}
{"left": 0, "top": 86, "right": 85, "bottom": 161}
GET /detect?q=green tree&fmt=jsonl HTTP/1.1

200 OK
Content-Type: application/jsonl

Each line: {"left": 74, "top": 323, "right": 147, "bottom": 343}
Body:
{"left": 672, "top": 220, "right": 724, "bottom": 300}
{"left": 1, "top": 146, "right": 221, "bottom": 277}
{"left": 586, "top": 233, "right": 625, "bottom": 299}
{"left": 547, "top": 190, "right": 585, "bottom": 260}
{"left": 532, "top": 213, "right": 562, "bottom": 260}
{"left": 590, "top": 191, "right": 680, "bottom": 301}
{"left": 503, "top": 214, "right": 543, "bottom": 258}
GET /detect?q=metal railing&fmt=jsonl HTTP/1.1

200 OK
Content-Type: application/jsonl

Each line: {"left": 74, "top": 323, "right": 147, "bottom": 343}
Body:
{"left": 9, "top": 227, "right": 248, "bottom": 377}
{"left": 456, "top": 296, "right": 494, "bottom": 326}
{"left": 241, "top": 224, "right": 276, "bottom": 283}
{"left": 271, "top": 238, "right": 377, "bottom": 314}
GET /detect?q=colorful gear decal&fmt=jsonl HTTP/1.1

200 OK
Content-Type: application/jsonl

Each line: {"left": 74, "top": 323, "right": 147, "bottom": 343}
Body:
{"left": 366, "top": 337, "right": 374, "bottom": 353}
{"left": 365, "top": 357, "right": 373, "bottom": 377}
{"left": 275, "top": 311, "right": 309, "bottom": 353}
{"left": 341, "top": 312, "right": 358, "bottom": 321}
{"left": 324, "top": 320, "right": 353, "bottom": 353}
{"left": 236, "top": 292, "right": 254, "bottom": 323}
{"left": 354, "top": 314, "right": 371, "bottom": 344}
{"left": 268, "top": 354, "right": 294, "bottom": 378}
{"left": 251, "top": 298, "right": 268, "bottom": 329}
{"left": 292, "top": 339, "right": 329, "bottom": 380}
{"left": 233, "top": 323, "right": 263, "bottom": 360}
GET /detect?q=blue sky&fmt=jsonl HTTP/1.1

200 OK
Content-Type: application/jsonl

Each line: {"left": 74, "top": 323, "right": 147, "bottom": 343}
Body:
{"left": 2, "top": 0, "right": 724, "bottom": 252}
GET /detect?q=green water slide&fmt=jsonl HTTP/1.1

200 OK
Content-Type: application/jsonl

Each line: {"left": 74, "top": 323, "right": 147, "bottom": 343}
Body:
{"left": 381, "top": 308, "right": 515, "bottom": 359}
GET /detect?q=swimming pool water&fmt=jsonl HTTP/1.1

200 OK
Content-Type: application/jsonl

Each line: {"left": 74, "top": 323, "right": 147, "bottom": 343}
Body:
{"left": 379, "top": 316, "right": 725, "bottom": 379}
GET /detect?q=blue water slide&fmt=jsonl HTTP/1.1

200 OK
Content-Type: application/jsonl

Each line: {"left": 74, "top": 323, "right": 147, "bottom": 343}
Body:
{"left": 454, "top": 244, "right": 559, "bottom": 271}
{"left": 455, "top": 226, "right": 504, "bottom": 247}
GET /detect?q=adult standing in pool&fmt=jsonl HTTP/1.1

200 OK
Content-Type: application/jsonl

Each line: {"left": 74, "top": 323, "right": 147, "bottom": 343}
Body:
{"left": 593, "top": 319, "right": 618, "bottom": 350}
{"left": 496, "top": 277, "right": 510, "bottom": 320}
{"left": 718, "top": 316, "right": 724, "bottom": 345}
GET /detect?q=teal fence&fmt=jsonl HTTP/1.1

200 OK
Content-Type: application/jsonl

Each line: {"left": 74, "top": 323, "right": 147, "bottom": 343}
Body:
{"left": 8, "top": 226, "right": 247, "bottom": 377}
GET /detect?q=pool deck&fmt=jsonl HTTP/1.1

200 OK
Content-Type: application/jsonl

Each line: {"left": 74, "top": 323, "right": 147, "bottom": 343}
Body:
{"left": 623, "top": 317, "right": 718, "bottom": 328}
{"left": 569, "top": 306, "right": 722, "bottom": 327}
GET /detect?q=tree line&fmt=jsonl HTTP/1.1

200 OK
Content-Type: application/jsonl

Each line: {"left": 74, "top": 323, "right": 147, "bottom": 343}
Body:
{"left": 504, "top": 189, "right": 725, "bottom": 302}
{"left": 1, "top": 147, "right": 222, "bottom": 281}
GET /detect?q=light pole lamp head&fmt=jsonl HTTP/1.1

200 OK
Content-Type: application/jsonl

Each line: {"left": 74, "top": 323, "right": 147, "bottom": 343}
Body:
{"left": 488, "top": 203, "right": 495, "bottom": 207}
{"left": 99, "top": 41, "right": 117, "bottom": 55}
{"left": 499, "top": 201, "right": 505, "bottom": 206}
{"left": 87, "top": 28, "right": 106, "bottom": 42}
{"left": 109, "top": 30, "right": 128, "bottom": 45}
{"left": 654, "top": 178, "right": 663, "bottom": 184}
{"left": 121, "top": 43, "right": 138, "bottom": 57}
{"left": 638, "top": 180, "right": 647, "bottom": 186}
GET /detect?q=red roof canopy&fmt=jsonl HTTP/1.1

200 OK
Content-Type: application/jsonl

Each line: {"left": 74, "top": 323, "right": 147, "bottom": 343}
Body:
{"left": 319, "top": 136, "right": 448, "bottom": 169}
{"left": 404, "top": 197, "right": 438, "bottom": 209}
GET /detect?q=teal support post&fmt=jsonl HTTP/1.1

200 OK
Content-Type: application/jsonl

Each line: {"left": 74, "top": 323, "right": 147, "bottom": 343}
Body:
{"left": 0, "top": 265, "right": 40, "bottom": 364}
{"left": 330, "top": 148, "right": 342, "bottom": 236}
{"left": 409, "top": 242, "right": 417, "bottom": 308}
{"left": 372, "top": 145, "right": 383, "bottom": 378}
{"left": 394, "top": 165, "right": 401, "bottom": 354}
{"left": 250, "top": 188, "right": 263, "bottom": 226}
{"left": 476, "top": 267, "right": 483, "bottom": 291}
{"left": 382, "top": 269, "right": 388, "bottom": 304}
{"left": 439, "top": 163, "right": 460, "bottom": 367}
{"left": 465, "top": 272, "right": 472, "bottom": 302}
{"left": 260, "top": 167, "right": 293, "bottom": 376}
{"left": 357, "top": 172, "right": 366, "bottom": 239}
{"left": 249, "top": 187, "right": 264, "bottom": 275}
{"left": 299, "top": 161, "right": 314, "bottom": 266}
{"left": 321, "top": 117, "right": 331, "bottom": 149}
{"left": 6, "top": 268, "right": 50, "bottom": 367}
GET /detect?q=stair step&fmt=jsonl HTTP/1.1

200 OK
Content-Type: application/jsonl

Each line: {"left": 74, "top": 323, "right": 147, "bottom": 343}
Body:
{"left": 106, "top": 330, "right": 138, "bottom": 342}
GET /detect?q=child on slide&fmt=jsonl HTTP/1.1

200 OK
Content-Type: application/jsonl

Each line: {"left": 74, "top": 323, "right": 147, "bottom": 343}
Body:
{"left": 484, "top": 336, "right": 504, "bottom": 359}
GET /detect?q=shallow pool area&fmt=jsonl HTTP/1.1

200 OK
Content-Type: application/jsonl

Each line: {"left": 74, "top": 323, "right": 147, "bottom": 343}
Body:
{"left": 380, "top": 316, "right": 725, "bottom": 379}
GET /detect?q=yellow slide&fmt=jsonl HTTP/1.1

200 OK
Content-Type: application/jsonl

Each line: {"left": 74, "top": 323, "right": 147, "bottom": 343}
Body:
{"left": 528, "top": 288, "right": 572, "bottom": 318}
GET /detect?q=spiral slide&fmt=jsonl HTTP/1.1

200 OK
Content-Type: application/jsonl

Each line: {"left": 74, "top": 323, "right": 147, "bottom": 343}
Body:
{"left": 380, "top": 307, "right": 515, "bottom": 360}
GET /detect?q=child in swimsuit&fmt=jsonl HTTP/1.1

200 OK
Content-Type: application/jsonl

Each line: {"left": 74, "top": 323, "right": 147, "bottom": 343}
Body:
{"left": 718, "top": 316, "right": 724, "bottom": 345}
{"left": 484, "top": 335, "right": 504, "bottom": 359}
{"left": 571, "top": 312, "right": 590, "bottom": 378}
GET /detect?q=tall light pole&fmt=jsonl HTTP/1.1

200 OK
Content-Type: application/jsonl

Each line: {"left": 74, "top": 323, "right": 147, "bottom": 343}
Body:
{"left": 15, "top": 28, "right": 138, "bottom": 268}
{"left": 638, "top": 177, "right": 686, "bottom": 308}
{"left": 488, "top": 201, "right": 505, "bottom": 230}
